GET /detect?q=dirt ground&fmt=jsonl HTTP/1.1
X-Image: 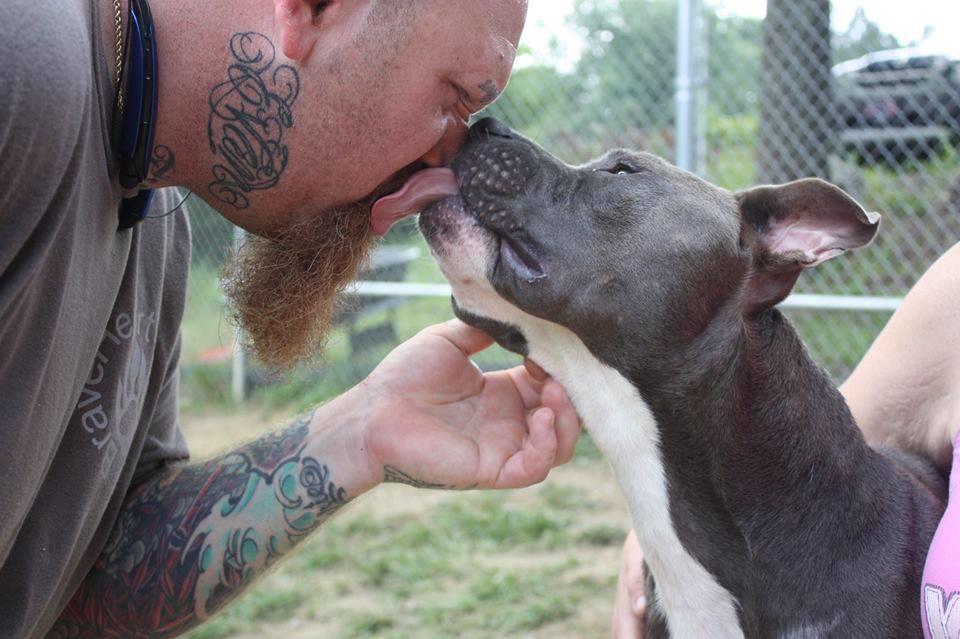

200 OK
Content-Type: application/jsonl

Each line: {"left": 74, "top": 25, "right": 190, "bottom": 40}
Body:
{"left": 181, "top": 409, "right": 632, "bottom": 639}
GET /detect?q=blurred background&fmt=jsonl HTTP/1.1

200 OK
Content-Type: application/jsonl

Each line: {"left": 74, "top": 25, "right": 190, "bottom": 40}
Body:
{"left": 181, "top": 1, "right": 960, "bottom": 637}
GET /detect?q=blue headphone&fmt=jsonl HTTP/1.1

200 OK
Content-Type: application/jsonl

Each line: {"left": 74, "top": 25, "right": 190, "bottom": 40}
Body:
{"left": 116, "top": 0, "right": 158, "bottom": 230}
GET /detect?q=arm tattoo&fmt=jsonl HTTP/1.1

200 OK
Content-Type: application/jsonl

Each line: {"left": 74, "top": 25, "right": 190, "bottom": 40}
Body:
{"left": 207, "top": 32, "right": 300, "bottom": 210}
{"left": 383, "top": 465, "right": 453, "bottom": 490}
{"left": 146, "top": 144, "right": 175, "bottom": 184}
{"left": 51, "top": 414, "right": 347, "bottom": 638}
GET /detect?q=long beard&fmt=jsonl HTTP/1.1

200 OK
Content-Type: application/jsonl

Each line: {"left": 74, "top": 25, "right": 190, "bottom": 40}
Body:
{"left": 221, "top": 201, "right": 378, "bottom": 371}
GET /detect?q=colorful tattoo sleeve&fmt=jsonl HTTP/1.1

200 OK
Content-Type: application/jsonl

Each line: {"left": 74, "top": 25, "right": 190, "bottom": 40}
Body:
{"left": 50, "top": 414, "right": 348, "bottom": 638}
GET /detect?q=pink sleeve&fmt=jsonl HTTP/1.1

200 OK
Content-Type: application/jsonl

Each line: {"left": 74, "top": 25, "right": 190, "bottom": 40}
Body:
{"left": 922, "top": 430, "right": 960, "bottom": 639}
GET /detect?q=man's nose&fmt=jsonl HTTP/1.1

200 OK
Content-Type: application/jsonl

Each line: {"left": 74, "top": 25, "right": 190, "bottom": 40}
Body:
{"left": 420, "top": 119, "right": 469, "bottom": 167}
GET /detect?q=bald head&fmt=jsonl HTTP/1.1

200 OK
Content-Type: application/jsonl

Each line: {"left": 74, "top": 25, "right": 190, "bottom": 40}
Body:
{"left": 225, "top": 0, "right": 528, "bottom": 230}
{"left": 207, "top": 0, "right": 528, "bottom": 366}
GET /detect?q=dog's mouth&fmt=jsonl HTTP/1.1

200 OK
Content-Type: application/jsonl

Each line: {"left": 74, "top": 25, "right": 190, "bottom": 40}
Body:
{"left": 497, "top": 232, "right": 545, "bottom": 281}
{"left": 370, "top": 168, "right": 461, "bottom": 236}
{"left": 374, "top": 161, "right": 546, "bottom": 282}
{"left": 424, "top": 187, "right": 546, "bottom": 283}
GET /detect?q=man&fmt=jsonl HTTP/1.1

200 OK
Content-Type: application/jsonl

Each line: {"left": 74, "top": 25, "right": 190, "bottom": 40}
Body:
{"left": 611, "top": 241, "right": 960, "bottom": 638}
{"left": 0, "top": 0, "right": 581, "bottom": 637}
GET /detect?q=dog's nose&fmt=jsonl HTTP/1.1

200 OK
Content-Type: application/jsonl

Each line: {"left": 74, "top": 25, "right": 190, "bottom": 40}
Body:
{"left": 469, "top": 117, "right": 515, "bottom": 140}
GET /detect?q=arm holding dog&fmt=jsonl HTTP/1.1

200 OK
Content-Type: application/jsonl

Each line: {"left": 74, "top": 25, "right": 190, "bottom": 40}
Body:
{"left": 841, "top": 241, "right": 960, "bottom": 469}
{"left": 53, "top": 320, "right": 579, "bottom": 638}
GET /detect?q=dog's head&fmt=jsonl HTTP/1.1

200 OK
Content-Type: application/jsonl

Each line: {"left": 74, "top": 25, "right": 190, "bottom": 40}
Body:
{"left": 420, "top": 118, "right": 879, "bottom": 369}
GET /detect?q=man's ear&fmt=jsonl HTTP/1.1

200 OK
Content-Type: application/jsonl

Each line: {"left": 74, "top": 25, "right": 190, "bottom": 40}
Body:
{"left": 736, "top": 178, "right": 880, "bottom": 312}
{"left": 274, "top": 0, "right": 338, "bottom": 61}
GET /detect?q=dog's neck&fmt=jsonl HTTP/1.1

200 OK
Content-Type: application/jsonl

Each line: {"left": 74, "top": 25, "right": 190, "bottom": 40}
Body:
{"left": 636, "top": 306, "right": 891, "bottom": 624}
{"left": 457, "top": 289, "right": 904, "bottom": 638}
{"left": 672, "top": 307, "right": 880, "bottom": 511}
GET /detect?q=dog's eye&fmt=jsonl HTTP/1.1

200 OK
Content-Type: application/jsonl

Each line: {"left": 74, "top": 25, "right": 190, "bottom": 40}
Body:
{"left": 606, "top": 163, "right": 635, "bottom": 176}
{"left": 592, "top": 162, "right": 640, "bottom": 176}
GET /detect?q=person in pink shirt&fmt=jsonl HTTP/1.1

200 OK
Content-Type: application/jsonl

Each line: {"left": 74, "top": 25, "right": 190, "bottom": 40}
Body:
{"left": 924, "top": 430, "right": 960, "bottom": 639}
{"left": 612, "top": 241, "right": 960, "bottom": 639}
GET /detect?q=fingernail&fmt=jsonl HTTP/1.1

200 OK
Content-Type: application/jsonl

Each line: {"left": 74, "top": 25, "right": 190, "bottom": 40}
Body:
{"left": 634, "top": 595, "right": 647, "bottom": 612}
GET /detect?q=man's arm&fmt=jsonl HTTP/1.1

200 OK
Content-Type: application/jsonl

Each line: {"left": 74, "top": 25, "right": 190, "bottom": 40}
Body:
{"left": 50, "top": 320, "right": 579, "bottom": 638}
{"left": 840, "top": 241, "right": 960, "bottom": 469}
{"left": 51, "top": 393, "right": 378, "bottom": 638}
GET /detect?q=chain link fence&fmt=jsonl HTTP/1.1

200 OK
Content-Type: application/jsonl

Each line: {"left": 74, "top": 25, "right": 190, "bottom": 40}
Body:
{"left": 180, "top": 0, "right": 960, "bottom": 407}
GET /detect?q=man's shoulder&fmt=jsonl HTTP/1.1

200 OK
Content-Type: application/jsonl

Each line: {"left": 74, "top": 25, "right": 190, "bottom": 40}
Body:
{"left": 0, "top": 0, "right": 116, "bottom": 250}
{"left": 0, "top": 0, "right": 106, "bottom": 174}
{"left": 0, "top": 0, "right": 94, "bottom": 94}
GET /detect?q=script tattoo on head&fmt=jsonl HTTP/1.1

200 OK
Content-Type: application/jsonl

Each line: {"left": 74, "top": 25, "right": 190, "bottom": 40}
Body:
{"left": 207, "top": 32, "right": 301, "bottom": 209}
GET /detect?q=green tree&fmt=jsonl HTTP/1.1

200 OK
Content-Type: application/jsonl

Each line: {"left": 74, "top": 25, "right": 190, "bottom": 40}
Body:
{"left": 491, "top": 0, "right": 764, "bottom": 162}
{"left": 706, "top": 13, "right": 763, "bottom": 117}
{"left": 834, "top": 7, "right": 901, "bottom": 64}
{"left": 488, "top": 0, "right": 897, "bottom": 173}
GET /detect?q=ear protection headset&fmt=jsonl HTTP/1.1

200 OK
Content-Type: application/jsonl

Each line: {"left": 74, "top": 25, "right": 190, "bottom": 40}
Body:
{"left": 116, "top": 0, "right": 158, "bottom": 230}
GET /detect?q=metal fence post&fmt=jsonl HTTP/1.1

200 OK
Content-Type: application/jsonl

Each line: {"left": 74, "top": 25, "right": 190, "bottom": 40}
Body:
{"left": 231, "top": 225, "right": 246, "bottom": 403}
{"left": 676, "top": 0, "right": 702, "bottom": 172}
{"left": 693, "top": 2, "right": 709, "bottom": 177}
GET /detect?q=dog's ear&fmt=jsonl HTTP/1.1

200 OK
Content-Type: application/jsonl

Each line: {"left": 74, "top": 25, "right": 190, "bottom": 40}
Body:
{"left": 736, "top": 178, "right": 880, "bottom": 312}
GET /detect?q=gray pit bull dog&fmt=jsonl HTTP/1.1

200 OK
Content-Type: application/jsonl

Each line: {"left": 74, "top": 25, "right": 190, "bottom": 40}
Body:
{"left": 418, "top": 118, "right": 946, "bottom": 638}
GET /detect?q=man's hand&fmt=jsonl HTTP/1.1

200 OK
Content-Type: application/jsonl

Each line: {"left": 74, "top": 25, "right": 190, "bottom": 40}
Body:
{"left": 359, "top": 319, "right": 581, "bottom": 490}
{"left": 53, "top": 320, "right": 579, "bottom": 638}
{"left": 612, "top": 530, "right": 647, "bottom": 638}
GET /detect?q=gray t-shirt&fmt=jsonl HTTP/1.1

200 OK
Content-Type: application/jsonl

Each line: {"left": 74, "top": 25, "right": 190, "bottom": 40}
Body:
{"left": 0, "top": 0, "right": 191, "bottom": 635}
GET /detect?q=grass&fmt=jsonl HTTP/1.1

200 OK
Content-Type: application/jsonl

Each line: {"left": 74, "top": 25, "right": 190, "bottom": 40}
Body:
{"left": 178, "top": 449, "right": 627, "bottom": 639}
{"left": 345, "top": 615, "right": 395, "bottom": 636}
{"left": 577, "top": 524, "right": 630, "bottom": 548}
{"left": 785, "top": 308, "right": 893, "bottom": 381}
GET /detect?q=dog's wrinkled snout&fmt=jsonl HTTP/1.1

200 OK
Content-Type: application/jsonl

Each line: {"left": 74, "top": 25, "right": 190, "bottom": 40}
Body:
{"left": 457, "top": 119, "right": 536, "bottom": 212}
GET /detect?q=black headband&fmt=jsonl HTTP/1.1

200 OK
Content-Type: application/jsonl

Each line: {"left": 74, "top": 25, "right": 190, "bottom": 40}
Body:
{"left": 116, "top": 0, "right": 159, "bottom": 230}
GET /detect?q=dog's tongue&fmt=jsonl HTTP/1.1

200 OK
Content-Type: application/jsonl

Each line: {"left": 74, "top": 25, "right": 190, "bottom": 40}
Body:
{"left": 371, "top": 168, "right": 460, "bottom": 235}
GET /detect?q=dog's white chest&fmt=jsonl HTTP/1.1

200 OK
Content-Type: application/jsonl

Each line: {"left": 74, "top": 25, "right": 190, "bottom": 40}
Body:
{"left": 525, "top": 327, "right": 744, "bottom": 639}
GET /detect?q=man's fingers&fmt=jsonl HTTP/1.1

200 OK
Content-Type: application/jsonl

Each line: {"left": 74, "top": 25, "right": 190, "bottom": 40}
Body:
{"left": 506, "top": 364, "right": 546, "bottom": 411}
{"left": 524, "top": 358, "right": 549, "bottom": 382}
{"left": 542, "top": 380, "right": 581, "bottom": 465}
{"left": 426, "top": 319, "right": 495, "bottom": 357}
{"left": 611, "top": 530, "right": 646, "bottom": 638}
{"left": 495, "top": 407, "right": 558, "bottom": 488}
{"left": 612, "top": 568, "right": 643, "bottom": 639}
{"left": 612, "top": 575, "right": 645, "bottom": 639}
{"left": 623, "top": 530, "right": 646, "bottom": 598}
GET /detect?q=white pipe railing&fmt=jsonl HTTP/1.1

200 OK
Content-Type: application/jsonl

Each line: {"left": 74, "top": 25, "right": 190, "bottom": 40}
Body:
{"left": 225, "top": 282, "right": 899, "bottom": 404}
{"left": 348, "top": 281, "right": 903, "bottom": 312}
{"left": 231, "top": 226, "right": 247, "bottom": 403}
